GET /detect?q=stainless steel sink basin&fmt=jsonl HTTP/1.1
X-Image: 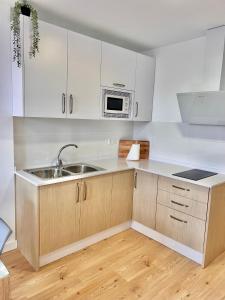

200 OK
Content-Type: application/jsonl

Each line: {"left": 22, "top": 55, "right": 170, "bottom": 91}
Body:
{"left": 63, "top": 163, "right": 105, "bottom": 174}
{"left": 25, "top": 163, "right": 105, "bottom": 179}
{"left": 26, "top": 167, "right": 71, "bottom": 179}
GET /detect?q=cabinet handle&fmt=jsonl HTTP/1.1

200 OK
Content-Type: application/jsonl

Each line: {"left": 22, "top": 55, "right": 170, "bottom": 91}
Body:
{"left": 171, "top": 200, "right": 189, "bottom": 208}
{"left": 134, "top": 172, "right": 137, "bottom": 189}
{"left": 62, "top": 93, "right": 66, "bottom": 114}
{"left": 135, "top": 102, "right": 139, "bottom": 117}
{"left": 83, "top": 182, "right": 87, "bottom": 201}
{"left": 76, "top": 183, "right": 80, "bottom": 203}
{"left": 172, "top": 185, "right": 190, "bottom": 192}
{"left": 113, "top": 83, "right": 126, "bottom": 88}
{"left": 170, "top": 215, "right": 187, "bottom": 224}
{"left": 69, "top": 94, "right": 73, "bottom": 114}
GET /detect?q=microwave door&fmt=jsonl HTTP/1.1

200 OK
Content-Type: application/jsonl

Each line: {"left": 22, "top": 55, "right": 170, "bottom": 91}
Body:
{"left": 106, "top": 96, "right": 124, "bottom": 113}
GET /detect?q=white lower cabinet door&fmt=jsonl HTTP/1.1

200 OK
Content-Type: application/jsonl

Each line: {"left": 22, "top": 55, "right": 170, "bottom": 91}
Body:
{"left": 67, "top": 31, "right": 101, "bottom": 119}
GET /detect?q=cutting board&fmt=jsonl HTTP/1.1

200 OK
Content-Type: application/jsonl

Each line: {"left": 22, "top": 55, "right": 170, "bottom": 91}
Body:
{"left": 118, "top": 140, "right": 150, "bottom": 159}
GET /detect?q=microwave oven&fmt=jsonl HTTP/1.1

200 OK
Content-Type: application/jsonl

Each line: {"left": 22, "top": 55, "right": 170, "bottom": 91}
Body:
{"left": 102, "top": 88, "right": 133, "bottom": 118}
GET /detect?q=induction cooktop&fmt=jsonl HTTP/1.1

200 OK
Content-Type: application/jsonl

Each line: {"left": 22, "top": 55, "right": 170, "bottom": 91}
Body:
{"left": 172, "top": 169, "right": 217, "bottom": 181}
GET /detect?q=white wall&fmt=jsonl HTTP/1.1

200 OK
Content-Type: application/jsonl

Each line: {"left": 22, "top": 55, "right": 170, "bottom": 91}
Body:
{"left": 14, "top": 118, "right": 133, "bottom": 169}
{"left": 134, "top": 37, "right": 225, "bottom": 173}
{"left": 0, "top": 0, "right": 16, "bottom": 251}
{"left": 151, "top": 37, "right": 206, "bottom": 122}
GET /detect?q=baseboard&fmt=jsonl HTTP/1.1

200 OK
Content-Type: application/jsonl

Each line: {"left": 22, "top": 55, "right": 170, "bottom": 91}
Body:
{"left": 2, "top": 239, "right": 17, "bottom": 253}
{"left": 40, "top": 221, "right": 131, "bottom": 267}
{"left": 8, "top": 221, "right": 203, "bottom": 266}
{"left": 131, "top": 221, "right": 203, "bottom": 265}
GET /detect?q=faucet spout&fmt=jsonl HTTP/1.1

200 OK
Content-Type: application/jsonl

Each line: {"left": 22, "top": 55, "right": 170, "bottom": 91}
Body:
{"left": 57, "top": 144, "right": 78, "bottom": 169}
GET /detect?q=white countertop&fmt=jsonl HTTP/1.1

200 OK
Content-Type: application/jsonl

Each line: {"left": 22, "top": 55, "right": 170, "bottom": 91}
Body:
{"left": 15, "top": 158, "right": 225, "bottom": 188}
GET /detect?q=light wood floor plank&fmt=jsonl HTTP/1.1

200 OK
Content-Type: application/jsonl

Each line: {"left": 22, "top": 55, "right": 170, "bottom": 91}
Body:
{"left": 2, "top": 229, "right": 225, "bottom": 299}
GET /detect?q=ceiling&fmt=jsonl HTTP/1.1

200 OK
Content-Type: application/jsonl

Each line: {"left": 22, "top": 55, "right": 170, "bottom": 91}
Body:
{"left": 31, "top": 0, "right": 225, "bottom": 51}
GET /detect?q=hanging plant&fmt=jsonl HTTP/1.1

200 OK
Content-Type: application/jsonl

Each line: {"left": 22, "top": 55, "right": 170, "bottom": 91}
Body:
{"left": 11, "top": 0, "right": 40, "bottom": 67}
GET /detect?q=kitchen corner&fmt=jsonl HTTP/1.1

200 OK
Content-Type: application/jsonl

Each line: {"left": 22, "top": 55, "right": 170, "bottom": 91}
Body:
{"left": 15, "top": 154, "right": 225, "bottom": 271}
{"left": 2, "top": 1, "right": 225, "bottom": 298}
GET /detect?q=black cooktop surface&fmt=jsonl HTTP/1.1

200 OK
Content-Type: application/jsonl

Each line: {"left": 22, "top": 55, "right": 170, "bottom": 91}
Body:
{"left": 172, "top": 169, "right": 217, "bottom": 181}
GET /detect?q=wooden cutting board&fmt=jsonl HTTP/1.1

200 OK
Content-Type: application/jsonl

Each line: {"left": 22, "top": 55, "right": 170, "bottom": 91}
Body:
{"left": 118, "top": 140, "right": 150, "bottom": 159}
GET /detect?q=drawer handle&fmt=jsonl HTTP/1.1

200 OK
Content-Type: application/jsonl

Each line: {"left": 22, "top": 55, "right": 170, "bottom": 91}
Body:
{"left": 83, "top": 182, "right": 87, "bottom": 201}
{"left": 170, "top": 215, "right": 187, "bottom": 224}
{"left": 134, "top": 172, "right": 137, "bottom": 189}
{"left": 172, "top": 185, "right": 190, "bottom": 192}
{"left": 69, "top": 94, "right": 73, "bottom": 114}
{"left": 62, "top": 93, "right": 66, "bottom": 114}
{"left": 75, "top": 183, "right": 80, "bottom": 203}
{"left": 135, "top": 102, "right": 139, "bottom": 118}
{"left": 113, "top": 82, "right": 126, "bottom": 88}
{"left": 171, "top": 200, "right": 189, "bottom": 208}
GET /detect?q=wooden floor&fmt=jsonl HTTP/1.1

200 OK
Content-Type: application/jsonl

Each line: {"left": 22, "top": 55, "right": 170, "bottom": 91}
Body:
{"left": 2, "top": 229, "right": 225, "bottom": 300}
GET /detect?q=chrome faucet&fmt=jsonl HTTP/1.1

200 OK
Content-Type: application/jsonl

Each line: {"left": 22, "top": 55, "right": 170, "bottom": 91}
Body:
{"left": 57, "top": 144, "right": 78, "bottom": 169}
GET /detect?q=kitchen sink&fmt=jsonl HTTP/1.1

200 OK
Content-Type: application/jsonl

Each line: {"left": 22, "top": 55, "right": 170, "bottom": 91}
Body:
{"left": 25, "top": 163, "right": 105, "bottom": 179}
{"left": 26, "top": 167, "right": 72, "bottom": 179}
{"left": 63, "top": 163, "right": 104, "bottom": 174}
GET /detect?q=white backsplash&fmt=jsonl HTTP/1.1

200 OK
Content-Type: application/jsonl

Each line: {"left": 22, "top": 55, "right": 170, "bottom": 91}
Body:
{"left": 14, "top": 118, "right": 133, "bottom": 169}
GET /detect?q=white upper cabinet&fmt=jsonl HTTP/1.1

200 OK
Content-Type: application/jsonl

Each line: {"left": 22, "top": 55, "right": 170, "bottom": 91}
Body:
{"left": 23, "top": 18, "right": 67, "bottom": 118}
{"left": 101, "top": 42, "right": 137, "bottom": 91}
{"left": 67, "top": 31, "right": 101, "bottom": 119}
{"left": 12, "top": 18, "right": 155, "bottom": 122}
{"left": 133, "top": 54, "right": 155, "bottom": 121}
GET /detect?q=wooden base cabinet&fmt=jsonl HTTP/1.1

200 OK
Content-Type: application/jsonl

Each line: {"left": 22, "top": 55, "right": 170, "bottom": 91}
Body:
{"left": 156, "top": 175, "right": 225, "bottom": 267}
{"left": 156, "top": 176, "right": 209, "bottom": 255}
{"left": 110, "top": 170, "right": 134, "bottom": 227}
{"left": 16, "top": 171, "right": 133, "bottom": 270}
{"left": 133, "top": 171, "right": 158, "bottom": 229}
{"left": 16, "top": 167, "right": 225, "bottom": 270}
{"left": 156, "top": 204, "right": 206, "bottom": 252}
{"left": 40, "top": 180, "right": 81, "bottom": 255}
{"left": 79, "top": 175, "right": 112, "bottom": 239}
{"left": 157, "top": 189, "right": 208, "bottom": 221}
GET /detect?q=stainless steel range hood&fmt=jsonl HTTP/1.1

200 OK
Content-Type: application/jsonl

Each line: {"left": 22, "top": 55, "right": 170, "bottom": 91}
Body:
{"left": 177, "top": 26, "right": 225, "bottom": 125}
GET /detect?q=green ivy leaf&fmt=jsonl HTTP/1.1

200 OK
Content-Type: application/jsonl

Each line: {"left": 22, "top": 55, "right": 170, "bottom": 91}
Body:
{"left": 11, "top": 0, "right": 40, "bottom": 67}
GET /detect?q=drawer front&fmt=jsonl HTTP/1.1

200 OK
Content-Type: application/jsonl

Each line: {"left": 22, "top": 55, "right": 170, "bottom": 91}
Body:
{"left": 156, "top": 204, "right": 206, "bottom": 252}
{"left": 158, "top": 176, "right": 209, "bottom": 203}
{"left": 157, "top": 190, "right": 208, "bottom": 220}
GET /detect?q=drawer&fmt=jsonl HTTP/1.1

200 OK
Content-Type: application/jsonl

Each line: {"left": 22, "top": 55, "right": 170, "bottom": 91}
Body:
{"left": 157, "top": 189, "right": 208, "bottom": 220}
{"left": 156, "top": 204, "right": 206, "bottom": 252}
{"left": 158, "top": 176, "right": 209, "bottom": 203}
